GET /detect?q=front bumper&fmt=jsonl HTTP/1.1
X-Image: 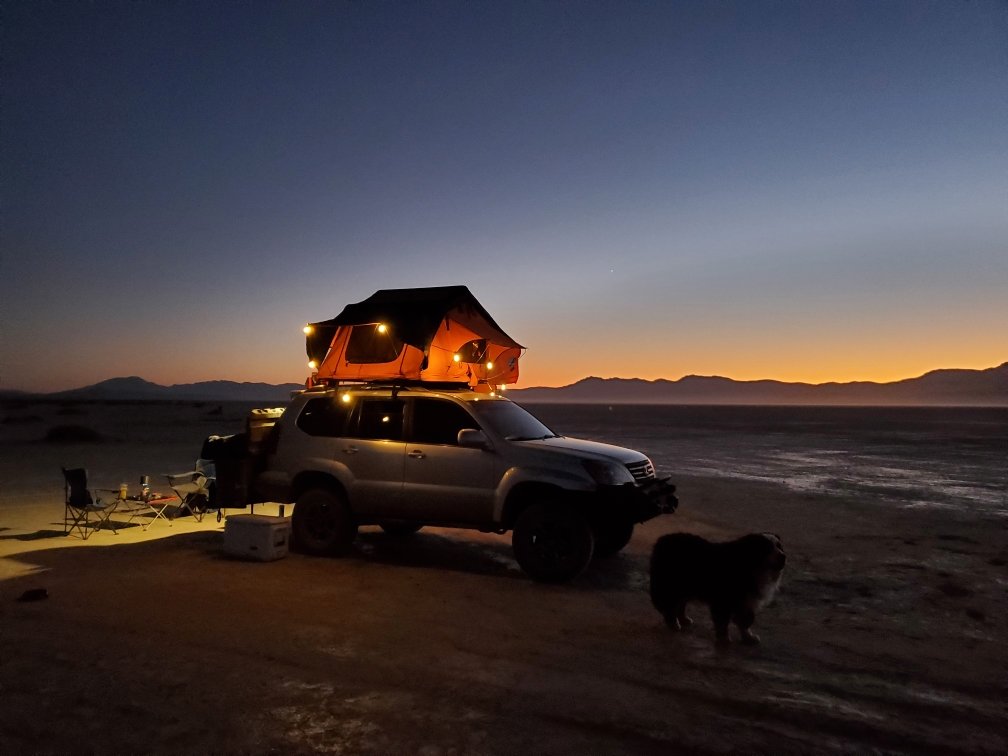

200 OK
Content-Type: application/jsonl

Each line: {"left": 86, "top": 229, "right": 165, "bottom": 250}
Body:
{"left": 599, "top": 476, "right": 678, "bottom": 522}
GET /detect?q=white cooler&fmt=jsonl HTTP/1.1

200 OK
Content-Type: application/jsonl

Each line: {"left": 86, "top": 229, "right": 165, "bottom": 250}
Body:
{"left": 223, "top": 514, "right": 291, "bottom": 561}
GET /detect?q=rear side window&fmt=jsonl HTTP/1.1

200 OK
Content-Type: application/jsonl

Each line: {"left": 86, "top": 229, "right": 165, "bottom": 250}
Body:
{"left": 409, "top": 399, "right": 480, "bottom": 445}
{"left": 296, "top": 397, "right": 353, "bottom": 437}
{"left": 354, "top": 399, "right": 404, "bottom": 441}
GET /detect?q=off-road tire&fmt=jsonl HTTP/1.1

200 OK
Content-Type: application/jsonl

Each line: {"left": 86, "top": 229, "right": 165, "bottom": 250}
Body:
{"left": 512, "top": 502, "right": 594, "bottom": 583}
{"left": 292, "top": 487, "right": 357, "bottom": 556}
{"left": 593, "top": 519, "right": 635, "bottom": 558}
{"left": 380, "top": 521, "right": 424, "bottom": 536}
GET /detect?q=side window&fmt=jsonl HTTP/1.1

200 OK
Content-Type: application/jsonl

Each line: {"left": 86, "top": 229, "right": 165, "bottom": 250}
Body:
{"left": 410, "top": 399, "right": 480, "bottom": 445}
{"left": 296, "top": 397, "right": 352, "bottom": 437}
{"left": 355, "top": 399, "right": 404, "bottom": 441}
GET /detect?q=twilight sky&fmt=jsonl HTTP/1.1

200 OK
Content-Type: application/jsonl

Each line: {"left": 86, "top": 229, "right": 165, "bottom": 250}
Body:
{"left": 2, "top": 1, "right": 1006, "bottom": 392}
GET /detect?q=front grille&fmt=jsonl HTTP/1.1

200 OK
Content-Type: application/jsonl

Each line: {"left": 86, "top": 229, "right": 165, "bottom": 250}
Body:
{"left": 626, "top": 459, "right": 655, "bottom": 482}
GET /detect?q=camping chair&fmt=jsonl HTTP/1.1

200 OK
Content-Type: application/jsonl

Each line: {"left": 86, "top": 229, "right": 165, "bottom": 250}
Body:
{"left": 62, "top": 467, "right": 118, "bottom": 539}
{"left": 165, "top": 459, "right": 215, "bottom": 522}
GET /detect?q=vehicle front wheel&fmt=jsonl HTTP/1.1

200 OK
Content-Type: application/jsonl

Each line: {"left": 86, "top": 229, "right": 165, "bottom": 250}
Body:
{"left": 593, "top": 519, "right": 635, "bottom": 558}
{"left": 292, "top": 487, "right": 357, "bottom": 556}
{"left": 512, "top": 502, "right": 594, "bottom": 583}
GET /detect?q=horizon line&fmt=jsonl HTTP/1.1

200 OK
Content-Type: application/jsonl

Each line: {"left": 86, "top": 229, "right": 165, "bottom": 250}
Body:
{"left": 2, "top": 360, "right": 1005, "bottom": 395}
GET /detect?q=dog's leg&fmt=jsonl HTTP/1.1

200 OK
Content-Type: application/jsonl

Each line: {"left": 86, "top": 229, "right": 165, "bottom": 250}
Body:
{"left": 662, "top": 611, "right": 682, "bottom": 630}
{"left": 661, "top": 601, "right": 692, "bottom": 631}
{"left": 733, "top": 607, "right": 760, "bottom": 645}
{"left": 710, "top": 604, "right": 731, "bottom": 645}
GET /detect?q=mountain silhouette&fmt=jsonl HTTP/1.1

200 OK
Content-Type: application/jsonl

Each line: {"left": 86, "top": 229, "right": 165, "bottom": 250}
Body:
{"left": 43, "top": 377, "right": 303, "bottom": 402}
{"left": 507, "top": 363, "right": 1008, "bottom": 406}
{"left": 4, "top": 363, "right": 1005, "bottom": 405}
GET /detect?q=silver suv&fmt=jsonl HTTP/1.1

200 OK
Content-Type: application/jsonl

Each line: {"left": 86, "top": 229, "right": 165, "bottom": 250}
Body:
{"left": 253, "top": 384, "right": 677, "bottom": 582}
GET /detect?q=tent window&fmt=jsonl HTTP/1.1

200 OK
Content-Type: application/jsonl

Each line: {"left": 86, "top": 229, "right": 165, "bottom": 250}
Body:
{"left": 346, "top": 325, "right": 404, "bottom": 364}
{"left": 455, "top": 339, "right": 488, "bottom": 362}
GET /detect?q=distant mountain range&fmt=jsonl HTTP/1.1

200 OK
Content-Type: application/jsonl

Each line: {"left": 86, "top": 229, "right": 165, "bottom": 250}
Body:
{"left": 0, "top": 376, "right": 304, "bottom": 402}
{"left": 508, "top": 363, "right": 1008, "bottom": 406}
{"left": 2, "top": 363, "right": 1006, "bottom": 405}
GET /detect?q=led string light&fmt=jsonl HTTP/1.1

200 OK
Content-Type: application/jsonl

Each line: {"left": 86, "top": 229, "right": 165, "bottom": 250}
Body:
{"left": 303, "top": 321, "right": 521, "bottom": 392}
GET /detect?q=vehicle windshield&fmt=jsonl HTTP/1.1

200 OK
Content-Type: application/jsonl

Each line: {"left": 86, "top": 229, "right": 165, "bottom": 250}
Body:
{"left": 469, "top": 400, "right": 558, "bottom": 441}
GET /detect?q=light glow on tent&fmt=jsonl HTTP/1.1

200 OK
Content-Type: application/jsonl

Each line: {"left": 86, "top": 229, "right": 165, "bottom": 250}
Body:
{"left": 303, "top": 325, "right": 313, "bottom": 335}
{"left": 308, "top": 360, "right": 317, "bottom": 370}
{"left": 341, "top": 393, "right": 351, "bottom": 403}
{"left": 305, "top": 287, "right": 523, "bottom": 389}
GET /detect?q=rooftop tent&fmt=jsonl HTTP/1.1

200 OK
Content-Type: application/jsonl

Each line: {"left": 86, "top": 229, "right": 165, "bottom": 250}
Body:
{"left": 306, "top": 286, "right": 524, "bottom": 388}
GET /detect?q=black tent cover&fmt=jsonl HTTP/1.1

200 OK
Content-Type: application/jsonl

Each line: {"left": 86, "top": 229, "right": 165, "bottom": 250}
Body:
{"left": 306, "top": 285, "right": 523, "bottom": 364}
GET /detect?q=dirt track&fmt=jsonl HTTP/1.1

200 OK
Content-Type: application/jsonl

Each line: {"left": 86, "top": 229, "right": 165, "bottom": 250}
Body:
{"left": 2, "top": 475, "right": 1005, "bottom": 754}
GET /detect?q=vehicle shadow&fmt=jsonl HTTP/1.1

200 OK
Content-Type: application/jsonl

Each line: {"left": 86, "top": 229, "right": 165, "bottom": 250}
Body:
{"left": 349, "top": 527, "right": 648, "bottom": 590}
{"left": 351, "top": 528, "right": 524, "bottom": 580}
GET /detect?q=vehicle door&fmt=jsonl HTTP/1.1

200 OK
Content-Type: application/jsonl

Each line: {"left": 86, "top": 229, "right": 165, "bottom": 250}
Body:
{"left": 339, "top": 397, "right": 406, "bottom": 516}
{"left": 401, "top": 398, "right": 499, "bottom": 524}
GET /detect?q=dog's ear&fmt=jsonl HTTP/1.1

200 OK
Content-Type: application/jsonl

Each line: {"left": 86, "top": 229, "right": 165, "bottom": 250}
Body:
{"left": 759, "top": 533, "right": 784, "bottom": 553}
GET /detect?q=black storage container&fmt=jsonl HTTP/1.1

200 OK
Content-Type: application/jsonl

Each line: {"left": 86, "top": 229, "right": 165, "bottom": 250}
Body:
{"left": 201, "top": 433, "right": 249, "bottom": 508}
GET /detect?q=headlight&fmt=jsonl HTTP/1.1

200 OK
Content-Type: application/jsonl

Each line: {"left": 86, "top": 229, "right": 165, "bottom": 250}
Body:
{"left": 582, "top": 459, "right": 635, "bottom": 486}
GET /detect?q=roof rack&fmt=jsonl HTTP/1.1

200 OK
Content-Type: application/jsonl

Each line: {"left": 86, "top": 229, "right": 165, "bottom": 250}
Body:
{"left": 302, "top": 378, "right": 472, "bottom": 394}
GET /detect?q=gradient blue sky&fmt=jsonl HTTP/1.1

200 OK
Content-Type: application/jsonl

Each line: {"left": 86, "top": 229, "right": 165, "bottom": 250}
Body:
{"left": 3, "top": 1, "right": 1006, "bottom": 392}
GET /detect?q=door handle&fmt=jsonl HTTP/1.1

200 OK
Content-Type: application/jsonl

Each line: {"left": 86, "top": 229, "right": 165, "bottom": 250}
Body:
{"left": 343, "top": 446, "right": 359, "bottom": 455}
{"left": 408, "top": 450, "right": 426, "bottom": 459}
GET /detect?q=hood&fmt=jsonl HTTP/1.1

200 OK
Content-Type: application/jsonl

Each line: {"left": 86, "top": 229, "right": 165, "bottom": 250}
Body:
{"left": 515, "top": 436, "right": 646, "bottom": 465}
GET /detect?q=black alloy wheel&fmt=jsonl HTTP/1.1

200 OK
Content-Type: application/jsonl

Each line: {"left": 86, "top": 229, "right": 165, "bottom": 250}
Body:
{"left": 512, "top": 502, "right": 594, "bottom": 583}
{"left": 592, "top": 519, "right": 635, "bottom": 558}
{"left": 292, "top": 487, "right": 357, "bottom": 556}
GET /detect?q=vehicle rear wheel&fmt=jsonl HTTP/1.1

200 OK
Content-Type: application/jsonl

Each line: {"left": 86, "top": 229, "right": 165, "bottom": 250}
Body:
{"left": 380, "top": 521, "right": 423, "bottom": 536}
{"left": 512, "top": 502, "right": 594, "bottom": 583}
{"left": 593, "top": 519, "right": 635, "bottom": 558}
{"left": 292, "top": 487, "right": 357, "bottom": 556}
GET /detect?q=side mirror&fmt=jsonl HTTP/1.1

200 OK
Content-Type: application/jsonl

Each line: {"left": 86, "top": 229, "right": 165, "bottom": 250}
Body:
{"left": 457, "top": 428, "right": 493, "bottom": 451}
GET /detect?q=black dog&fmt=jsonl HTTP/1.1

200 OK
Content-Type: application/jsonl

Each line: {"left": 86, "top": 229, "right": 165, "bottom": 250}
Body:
{"left": 650, "top": 532, "right": 785, "bottom": 645}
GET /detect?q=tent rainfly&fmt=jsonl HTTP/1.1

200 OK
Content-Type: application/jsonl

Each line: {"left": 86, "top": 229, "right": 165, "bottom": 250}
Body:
{"left": 304, "top": 286, "right": 524, "bottom": 389}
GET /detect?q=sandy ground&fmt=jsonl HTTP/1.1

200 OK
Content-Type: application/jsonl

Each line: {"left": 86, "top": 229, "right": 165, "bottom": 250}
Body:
{"left": 1, "top": 401, "right": 1006, "bottom": 753}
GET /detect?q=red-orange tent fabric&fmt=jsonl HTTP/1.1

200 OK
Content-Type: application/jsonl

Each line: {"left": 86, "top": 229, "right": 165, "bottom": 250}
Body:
{"left": 305, "top": 286, "right": 524, "bottom": 389}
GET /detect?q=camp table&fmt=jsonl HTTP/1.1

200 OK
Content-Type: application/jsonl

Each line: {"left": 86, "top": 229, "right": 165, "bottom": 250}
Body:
{"left": 121, "top": 494, "right": 178, "bottom": 530}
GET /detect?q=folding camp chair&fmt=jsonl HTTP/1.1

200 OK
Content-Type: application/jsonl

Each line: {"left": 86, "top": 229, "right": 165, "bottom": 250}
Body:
{"left": 62, "top": 467, "right": 118, "bottom": 539}
{"left": 165, "top": 460, "right": 214, "bottom": 522}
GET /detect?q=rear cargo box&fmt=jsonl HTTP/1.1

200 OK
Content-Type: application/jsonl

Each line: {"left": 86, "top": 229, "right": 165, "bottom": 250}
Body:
{"left": 247, "top": 407, "right": 284, "bottom": 454}
{"left": 223, "top": 514, "right": 291, "bottom": 561}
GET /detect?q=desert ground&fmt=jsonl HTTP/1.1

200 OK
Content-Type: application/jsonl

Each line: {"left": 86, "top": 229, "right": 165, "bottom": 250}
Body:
{"left": 1, "top": 400, "right": 1006, "bottom": 754}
